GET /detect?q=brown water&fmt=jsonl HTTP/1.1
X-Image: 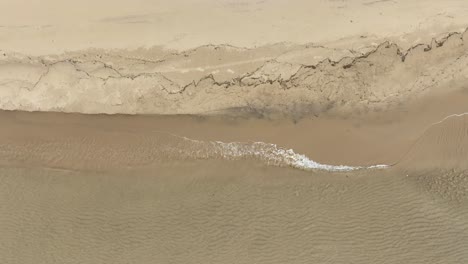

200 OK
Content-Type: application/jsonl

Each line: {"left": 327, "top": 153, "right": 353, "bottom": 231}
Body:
{"left": 1, "top": 162, "right": 468, "bottom": 264}
{"left": 1, "top": 99, "right": 468, "bottom": 263}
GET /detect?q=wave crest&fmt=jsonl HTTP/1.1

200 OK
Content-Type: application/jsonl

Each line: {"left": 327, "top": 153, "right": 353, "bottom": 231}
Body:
{"left": 166, "top": 134, "right": 388, "bottom": 171}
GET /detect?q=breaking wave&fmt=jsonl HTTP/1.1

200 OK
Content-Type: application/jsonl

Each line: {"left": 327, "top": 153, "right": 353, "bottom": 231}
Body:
{"left": 161, "top": 133, "right": 389, "bottom": 172}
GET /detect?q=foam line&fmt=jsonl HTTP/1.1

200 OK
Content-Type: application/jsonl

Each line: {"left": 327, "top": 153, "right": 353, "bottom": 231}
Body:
{"left": 207, "top": 140, "right": 389, "bottom": 172}
{"left": 147, "top": 129, "right": 389, "bottom": 171}
{"left": 430, "top": 112, "right": 468, "bottom": 126}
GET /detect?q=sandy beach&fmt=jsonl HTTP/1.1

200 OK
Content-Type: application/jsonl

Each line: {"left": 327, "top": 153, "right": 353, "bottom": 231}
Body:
{"left": 1, "top": 0, "right": 468, "bottom": 263}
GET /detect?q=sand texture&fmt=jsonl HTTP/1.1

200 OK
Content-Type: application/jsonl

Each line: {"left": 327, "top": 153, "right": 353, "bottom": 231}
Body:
{"left": 1, "top": 105, "right": 468, "bottom": 263}
{"left": 1, "top": 165, "right": 468, "bottom": 264}
{"left": 1, "top": 31, "right": 468, "bottom": 115}
{"left": 1, "top": 1, "right": 468, "bottom": 263}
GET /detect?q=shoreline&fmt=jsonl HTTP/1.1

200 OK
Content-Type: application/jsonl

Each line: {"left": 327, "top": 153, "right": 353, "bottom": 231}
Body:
{"left": 2, "top": 86, "right": 468, "bottom": 171}
{"left": 2, "top": 1, "right": 468, "bottom": 263}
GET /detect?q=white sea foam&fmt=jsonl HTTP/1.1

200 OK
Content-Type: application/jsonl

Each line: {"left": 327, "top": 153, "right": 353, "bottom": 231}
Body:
{"left": 152, "top": 111, "right": 468, "bottom": 171}
{"left": 169, "top": 135, "right": 389, "bottom": 171}
{"left": 198, "top": 111, "right": 468, "bottom": 171}
{"left": 209, "top": 141, "right": 389, "bottom": 171}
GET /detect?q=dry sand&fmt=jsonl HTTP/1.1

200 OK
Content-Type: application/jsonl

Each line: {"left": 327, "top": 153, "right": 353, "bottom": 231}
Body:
{"left": 1, "top": 0, "right": 468, "bottom": 55}
{"left": 1, "top": 1, "right": 468, "bottom": 263}
{"left": 1, "top": 31, "right": 468, "bottom": 115}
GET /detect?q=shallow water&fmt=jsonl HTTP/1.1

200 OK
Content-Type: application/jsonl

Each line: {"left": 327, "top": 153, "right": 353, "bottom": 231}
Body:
{"left": 1, "top": 162, "right": 468, "bottom": 264}
{"left": 1, "top": 109, "right": 468, "bottom": 264}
